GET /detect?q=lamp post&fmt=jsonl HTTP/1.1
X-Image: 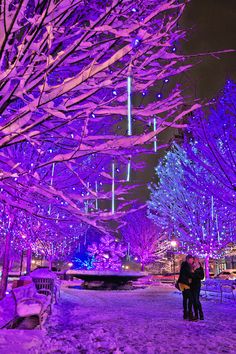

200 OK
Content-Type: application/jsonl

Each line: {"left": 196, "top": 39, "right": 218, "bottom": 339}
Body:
{"left": 170, "top": 240, "right": 177, "bottom": 283}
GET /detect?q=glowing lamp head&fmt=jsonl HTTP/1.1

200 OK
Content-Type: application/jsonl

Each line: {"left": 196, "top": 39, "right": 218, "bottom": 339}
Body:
{"left": 170, "top": 240, "right": 177, "bottom": 248}
{"left": 68, "top": 262, "right": 73, "bottom": 267}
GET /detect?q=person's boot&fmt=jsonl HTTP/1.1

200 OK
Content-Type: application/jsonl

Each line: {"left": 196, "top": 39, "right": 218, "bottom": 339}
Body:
{"left": 183, "top": 311, "right": 188, "bottom": 320}
{"left": 199, "top": 310, "right": 204, "bottom": 320}
{"left": 189, "top": 311, "right": 198, "bottom": 321}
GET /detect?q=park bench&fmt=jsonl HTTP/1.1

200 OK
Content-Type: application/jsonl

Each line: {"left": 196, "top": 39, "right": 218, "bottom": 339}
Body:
{"left": 11, "top": 282, "right": 52, "bottom": 329}
{"left": 32, "top": 277, "right": 60, "bottom": 304}
{"left": 201, "top": 279, "right": 235, "bottom": 303}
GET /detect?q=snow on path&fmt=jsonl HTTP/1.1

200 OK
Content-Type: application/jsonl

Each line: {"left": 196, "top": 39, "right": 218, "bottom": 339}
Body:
{"left": 0, "top": 286, "right": 235, "bottom": 353}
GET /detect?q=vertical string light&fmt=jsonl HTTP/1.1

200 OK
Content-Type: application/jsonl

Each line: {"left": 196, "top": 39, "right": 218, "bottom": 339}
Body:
{"left": 48, "top": 163, "right": 55, "bottom": 215}
{"left": 112, "top": 159, "right": 115, "bottom": 214}
{"left": 202, "top": 225, "right": 205, "bottom": 240}
{"left": 215, "top": 213, "right": 220, "bottom": 242}
{"left": 95, "top": 181, "right": 98, "bottom": 210}
{"left": 126, "top": 157, "right": 131, "bottom": 182}
{"left": 85, "top": 182, "right": 89, "bottom": 214}
{"left": 50, "top": 163, "right": 55, "bottom": 186}
{"left": 84, "top": 230, "right": 87, "bottom": 245}
{"left": 211, "top": 195, "right": 214, "bottom": 220}
{"left": 127, "top": 241, "right": 130, "bottom": 260}
{"left": 153, "top": 117, "right": 157, "bottom": 152}
{"left": 127, "top": 76, "right": 132, "bottom": 136}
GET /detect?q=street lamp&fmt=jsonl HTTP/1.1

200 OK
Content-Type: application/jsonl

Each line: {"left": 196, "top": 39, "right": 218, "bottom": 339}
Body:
{"left": 170, "top": 240, "right": 178, "bottom": 283}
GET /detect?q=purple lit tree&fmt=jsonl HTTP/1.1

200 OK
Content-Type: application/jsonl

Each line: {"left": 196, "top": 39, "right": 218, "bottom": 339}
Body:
{"left": 0, "top": 0, "right": 199, "bottom": 222}
{"left": 30, "top": 219, "right": 88, "bottom": 270}
{"left": 148, "top": 144, "right": 236, "bottom": 277}
{"left": 88, "top": 234, "right": 126, "bottom": 271}
{"left": 0, "top": 0, "right": 200, "bottom": 297}
{"left": 121, "top": 209, "right": 168, "bottom": 271}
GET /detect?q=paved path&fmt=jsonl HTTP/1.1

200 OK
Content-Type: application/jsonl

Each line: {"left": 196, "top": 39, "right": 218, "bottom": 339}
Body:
{"left": 40, "top": 286, "right": 236, "bottom": 353}
{"left": 0, "top": 286, "right": 235, "bottom": 353}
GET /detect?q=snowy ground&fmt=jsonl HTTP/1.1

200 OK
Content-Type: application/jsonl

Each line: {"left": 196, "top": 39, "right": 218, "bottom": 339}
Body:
{"left": 0, "top": 283, "right": 235, "bottom": 354}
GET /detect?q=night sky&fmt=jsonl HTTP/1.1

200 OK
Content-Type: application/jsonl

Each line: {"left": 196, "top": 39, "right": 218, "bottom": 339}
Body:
{"left": 181, "top": 0, "right": 236, "bottom": 99}
{"left": 135, "top": 0, "right": 236, "bottom": 202}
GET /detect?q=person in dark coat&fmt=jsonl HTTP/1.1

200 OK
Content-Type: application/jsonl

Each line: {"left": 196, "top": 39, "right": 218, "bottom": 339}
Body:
{"left": 191, "top": 256, "right": 204, "bottom": 320}
{"left": 177, "top": 254, "right": 196, "bottom": 320}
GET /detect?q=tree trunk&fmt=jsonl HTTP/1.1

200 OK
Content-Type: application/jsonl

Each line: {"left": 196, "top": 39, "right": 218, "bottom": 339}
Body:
{"left": 0, "top": 231, "right": 11, "bottom": 299}
{"left": 19, "top": 251, "right": 24, "bottom": 276}
{"left": 205, "top": 255, "right": 210, "bottom": 279}
{"left": 26, "top": 248, "right": 32, "bottom": 274}
{"left": 141, "top": 263, "right": 145, "bottom": 272}
{"left": 48, "top": 258, "right": 53, "bottom": 271}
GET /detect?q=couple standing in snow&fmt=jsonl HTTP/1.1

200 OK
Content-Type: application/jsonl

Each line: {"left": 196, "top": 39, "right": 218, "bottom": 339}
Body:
{"left": 177, "top": 254, "right": 204, "bottom": 321}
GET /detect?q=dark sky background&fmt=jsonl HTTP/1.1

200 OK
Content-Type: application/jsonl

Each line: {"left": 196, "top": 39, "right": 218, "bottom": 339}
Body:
{"left": 134, "top": 0, "right": 236, "bottom": 203}
{"left": 180, "top": 0, "right": 236, "bottom": 99}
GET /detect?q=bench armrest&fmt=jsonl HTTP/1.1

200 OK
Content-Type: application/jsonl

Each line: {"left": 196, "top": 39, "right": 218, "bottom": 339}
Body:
{"left": 38, "top": 289, "right": 52, "bottom": 297}
{"left": 17, "top": 298, "right": 44, "bottom": 315}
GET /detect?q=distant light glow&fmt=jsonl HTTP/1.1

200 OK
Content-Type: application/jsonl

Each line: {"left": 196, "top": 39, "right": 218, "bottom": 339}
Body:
{"left": 170, "top": 240, "right": 177, "bottom": 247}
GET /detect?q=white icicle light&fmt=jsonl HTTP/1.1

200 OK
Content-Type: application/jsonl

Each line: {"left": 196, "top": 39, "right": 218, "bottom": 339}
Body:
{"left": 127, "top": 76, "right": 132, "bottom": 136}
{"left": 95, "top": 181, "right": 98, "bottom": 210}
{"left": 126, "top": 157, "right": 131, "bottom": 182}
{"left": 112, "top": 160, "right": 115, "bottom": 214}
{"left": 48, "top": 162, "right": 55, "bottom": 215}
{"left": 153, "top": 117, "right": 157, "bottom": 152}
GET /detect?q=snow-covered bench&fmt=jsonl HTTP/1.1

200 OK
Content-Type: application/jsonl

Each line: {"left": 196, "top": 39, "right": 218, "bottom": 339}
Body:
{"left": 11, "top": 282, "right": 52, "bottom": 329}
{"left": 32, "top": 277, "right": 60, "bottom": 303}
{"left": 201, "top": 279, "right": 235, "bottom": 302}
{"left": 30, "top": 267, "right": 61, "bottom": 303}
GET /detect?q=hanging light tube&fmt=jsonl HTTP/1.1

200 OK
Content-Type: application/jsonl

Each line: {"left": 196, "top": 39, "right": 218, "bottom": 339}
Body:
{"left": 95, "top": 181, "right": 98, "bottom": 210}
{"left": 153, "top": 117, "right": 157, "bottom": 152}
{"left": 126, "top": 157, "right": 131, "bottom": 182}
{"left": 127, "top": 76, "right": 132, "bottom": 136}
{"left": 112, "top": 159, "right": 115, "bottom": 214}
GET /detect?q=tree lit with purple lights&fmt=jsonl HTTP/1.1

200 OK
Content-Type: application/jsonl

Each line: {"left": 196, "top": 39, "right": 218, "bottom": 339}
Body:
{"left": 121, "top": 209, "right": 168, "bottom": 271}
{"left": 0, "top": 0, "right": 199, "bottom": 297}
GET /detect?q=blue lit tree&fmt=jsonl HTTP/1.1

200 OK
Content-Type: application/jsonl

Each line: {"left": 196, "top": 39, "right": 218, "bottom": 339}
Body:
{"left": 72, "top": 252, "right": 95, "bottom": 271}
{"left": 185, "top": 81, "right": 236, "bottom": 212}
{"left": 148, "top": 144, "right": 236, "bottom": 277}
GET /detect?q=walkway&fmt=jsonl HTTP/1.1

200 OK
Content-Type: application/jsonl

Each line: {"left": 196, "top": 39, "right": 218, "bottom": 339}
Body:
{"left": 0, "top": 285, "right": 235, "bottom": 353}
